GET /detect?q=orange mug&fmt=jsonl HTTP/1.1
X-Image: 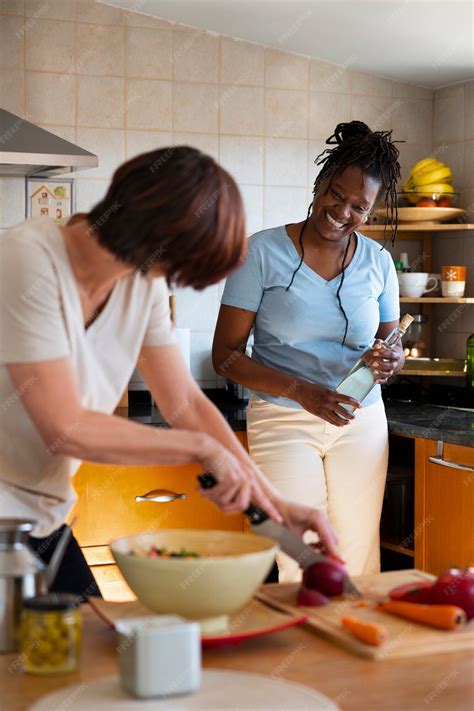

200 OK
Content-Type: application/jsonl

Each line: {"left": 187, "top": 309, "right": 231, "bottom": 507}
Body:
{"left": 441, "top": 266, "right": 467, "bottom": 297}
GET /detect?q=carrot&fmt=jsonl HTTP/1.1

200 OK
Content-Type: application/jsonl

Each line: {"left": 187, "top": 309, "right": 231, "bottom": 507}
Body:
{"left": 341, "top": 616, "right": 388, "bottom": 646}
{"left": 378, "top": 601, "right": 466, "bottom": 630}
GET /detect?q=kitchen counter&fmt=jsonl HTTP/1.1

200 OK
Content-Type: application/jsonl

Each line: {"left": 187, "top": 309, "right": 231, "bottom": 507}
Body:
{"left": 121, "top": 392, "right": 474, "bottom": 447}
{"left": 2, "top": 605, "right": 472, "bottom": 711}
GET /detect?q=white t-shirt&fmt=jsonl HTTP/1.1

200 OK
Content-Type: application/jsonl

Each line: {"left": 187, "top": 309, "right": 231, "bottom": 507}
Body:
{"left": 0, "top": 217, "right": 176, "bottom": 536}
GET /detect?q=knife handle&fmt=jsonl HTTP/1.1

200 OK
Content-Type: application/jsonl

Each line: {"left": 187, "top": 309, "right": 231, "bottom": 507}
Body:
{"left": 197, "top": 473, "right": 269, "bottom": 525}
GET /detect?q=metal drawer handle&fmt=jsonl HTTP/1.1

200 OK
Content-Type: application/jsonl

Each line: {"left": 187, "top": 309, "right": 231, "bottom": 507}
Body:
{"left": 429, "top": 441, "right": 474, "bottom": 472}
{"left": 135, "top": 489, "right": 186, "bottom": 503}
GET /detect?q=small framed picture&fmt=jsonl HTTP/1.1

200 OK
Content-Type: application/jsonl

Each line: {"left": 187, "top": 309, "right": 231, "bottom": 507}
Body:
{"left": 26, "top": 177, "right": 75, "bottom": 224}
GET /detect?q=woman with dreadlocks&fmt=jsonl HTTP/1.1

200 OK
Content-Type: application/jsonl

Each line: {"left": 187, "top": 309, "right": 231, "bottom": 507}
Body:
{"left": 213, "top": 121, "right": 403, "bottom": 580}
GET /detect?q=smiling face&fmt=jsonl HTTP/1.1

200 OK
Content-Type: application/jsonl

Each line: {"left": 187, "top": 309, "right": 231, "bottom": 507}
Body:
{"left": 311, "top": 165, "right": 381, "bottom": 243}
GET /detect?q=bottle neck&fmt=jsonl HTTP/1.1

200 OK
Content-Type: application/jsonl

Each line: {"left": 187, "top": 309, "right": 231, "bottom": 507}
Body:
{"left": 383, "top": 325, "right": 406, "bottom": 349}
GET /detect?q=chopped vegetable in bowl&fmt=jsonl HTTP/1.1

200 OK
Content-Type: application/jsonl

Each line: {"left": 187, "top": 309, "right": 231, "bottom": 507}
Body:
{"left": 131, "top": 545, "right": 201, "bottom": 559}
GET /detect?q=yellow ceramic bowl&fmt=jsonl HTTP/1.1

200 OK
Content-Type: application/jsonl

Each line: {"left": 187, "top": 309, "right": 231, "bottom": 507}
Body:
{"left": 110, "top": 529, "right": 278, "bottom": 633}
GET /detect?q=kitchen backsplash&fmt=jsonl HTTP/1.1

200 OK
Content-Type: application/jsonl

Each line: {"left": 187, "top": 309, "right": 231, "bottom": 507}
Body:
{"left": 0, "top": 0, "right": 472, "bottom": 382}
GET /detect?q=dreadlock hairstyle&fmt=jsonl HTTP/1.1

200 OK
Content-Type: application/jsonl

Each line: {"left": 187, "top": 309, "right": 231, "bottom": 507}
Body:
{"left": 286, "top": 120, "right": 401, "bottom": 346}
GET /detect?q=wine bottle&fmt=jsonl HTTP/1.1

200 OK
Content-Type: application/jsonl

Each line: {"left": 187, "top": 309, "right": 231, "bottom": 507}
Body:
{"left": 467, "top": 334, "right": 474, "bottom": 392}
{"left": 336, "top": 314, "right": 414, "bottom": 413}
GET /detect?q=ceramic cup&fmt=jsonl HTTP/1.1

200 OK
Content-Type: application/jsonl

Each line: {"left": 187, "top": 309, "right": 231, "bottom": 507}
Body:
{"left": 397, "top": 272, "right": 439, "bottom": 298}
{"left": 441, "top": 266, "right": 467, "bottom": 298}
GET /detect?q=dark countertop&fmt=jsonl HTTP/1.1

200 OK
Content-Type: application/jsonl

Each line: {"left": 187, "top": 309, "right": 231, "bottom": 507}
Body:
{"left": 121, "top": 391, "right": 474, "bottom": 447}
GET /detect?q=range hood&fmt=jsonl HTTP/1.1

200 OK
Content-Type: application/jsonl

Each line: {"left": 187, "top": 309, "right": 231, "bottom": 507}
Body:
{"left": 0, "top": 109, "right": 98, "bottom": 177}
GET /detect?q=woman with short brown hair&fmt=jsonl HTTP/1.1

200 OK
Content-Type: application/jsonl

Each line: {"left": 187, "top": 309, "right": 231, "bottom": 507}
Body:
{"left": 0, "top": 146, "right": 338, "bottom": 597}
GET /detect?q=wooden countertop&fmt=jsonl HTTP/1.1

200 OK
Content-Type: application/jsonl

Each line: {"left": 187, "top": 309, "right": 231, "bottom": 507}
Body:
{"left": 2, "top": 606, "right": 472, "bottom": 710}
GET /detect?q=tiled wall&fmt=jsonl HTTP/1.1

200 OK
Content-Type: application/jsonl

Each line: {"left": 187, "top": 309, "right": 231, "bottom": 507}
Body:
{"left": 431, "top": 81, "right": 474, "bottom": 359}
{"left": 0, "top": 0, "right": 442, "bottom": 384}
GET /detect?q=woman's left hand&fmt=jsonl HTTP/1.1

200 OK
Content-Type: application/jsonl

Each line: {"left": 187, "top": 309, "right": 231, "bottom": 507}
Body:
{"left": 363, "top": 341, "right": 405, "bottom": 384}
{"left": 276, "top": 499, "right": 341, "bottom": 560}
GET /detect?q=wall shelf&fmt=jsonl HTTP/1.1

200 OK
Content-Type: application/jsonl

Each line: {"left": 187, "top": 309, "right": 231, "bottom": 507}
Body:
{"left": 381, "top": 538, "right": 415, "bottom": 558}
{"left": 399, "top": 297, "right": 474, "bottom": 304}
{"left": 364, "top": 223, "right": 474, "bottom": 233}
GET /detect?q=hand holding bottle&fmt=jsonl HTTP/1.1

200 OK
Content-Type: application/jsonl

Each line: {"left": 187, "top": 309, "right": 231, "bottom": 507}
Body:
{"left": 295, "top": 381, "right": 360, "bottom": 426}
{"left": 362, "top": 340, "right": 405, "bottom": 384}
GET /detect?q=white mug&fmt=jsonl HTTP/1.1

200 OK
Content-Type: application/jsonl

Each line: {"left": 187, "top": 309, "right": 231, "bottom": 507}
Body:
{"left": 397, "top": 272, "right": 439, "bottom": 298}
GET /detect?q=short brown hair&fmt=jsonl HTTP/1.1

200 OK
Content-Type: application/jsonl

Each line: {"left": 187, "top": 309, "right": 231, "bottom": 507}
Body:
{"left": 87, "top": 146, "right": 246, "bottom": 289}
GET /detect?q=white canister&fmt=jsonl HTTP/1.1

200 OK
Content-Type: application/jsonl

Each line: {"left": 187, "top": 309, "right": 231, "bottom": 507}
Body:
{"left": 116, "top": 615, "right": 201, "bottom": 699}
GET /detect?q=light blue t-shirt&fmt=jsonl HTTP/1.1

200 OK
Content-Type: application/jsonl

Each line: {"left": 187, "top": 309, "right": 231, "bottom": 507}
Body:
{"left": 221, "top": 225, "right": 400, "bottom": 409}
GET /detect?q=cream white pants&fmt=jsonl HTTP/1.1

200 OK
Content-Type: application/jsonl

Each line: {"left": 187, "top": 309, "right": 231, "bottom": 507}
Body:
{"left": 247, "top": 396, "right": 388, "bottom": 581}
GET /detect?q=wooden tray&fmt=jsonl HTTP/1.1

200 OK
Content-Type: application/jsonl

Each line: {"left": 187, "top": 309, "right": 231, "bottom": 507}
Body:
{"left": 88, "top": 597, "right": 307, "bottom": 648}
{"left": 256, "top": 570, "right": 474, "bottom": 660}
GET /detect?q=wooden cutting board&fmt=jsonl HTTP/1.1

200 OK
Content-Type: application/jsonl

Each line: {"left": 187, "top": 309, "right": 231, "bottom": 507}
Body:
{"left": 256, "top": 569, "right": 474, "bottom": 660}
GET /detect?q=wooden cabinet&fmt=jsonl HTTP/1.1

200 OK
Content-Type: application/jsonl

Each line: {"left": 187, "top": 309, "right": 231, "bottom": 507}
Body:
{"left": 414, "top": 438, "right": 474, "bottom": 574}
{"left": 67, "top": 431, "right": 247, "bottom": 599}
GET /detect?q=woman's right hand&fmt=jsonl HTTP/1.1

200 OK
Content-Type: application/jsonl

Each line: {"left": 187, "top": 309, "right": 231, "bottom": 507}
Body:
{"left": 197, "top": 435, "right": 283, "bottom": 522}
{"left": 295, "top": 381, "right": 360, "bottom": 426}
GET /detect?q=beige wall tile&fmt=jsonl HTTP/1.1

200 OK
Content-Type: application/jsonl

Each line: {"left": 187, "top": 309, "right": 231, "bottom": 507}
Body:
{"left": 309, "top": 59, "right": 351, "bottom": 94}
{"left": 264, "top": 49, "right": 308, "bottom": 90}
{"left": 265, "top": 89, "right": 307, "bottom": 138}
{"left": 0, "top": 0, "right": 24, "bottom": 15}
{"left": 436, "top": 85, "right": 465, "bottom": 100}
{"left": 265, "top": 138, "right": 307, "bottom": 187}
{"left": 219, "top": 136, "right": 263, "bottom": 184}
{"left": 26, "top": 19, "right": 74, "bottom": 73}
{"left": 220, "top": 37, "right": 263, "bottom": 86}
{"left": 126, "top": 130, "right": 173, "bottom": 158}
{"left": 239, "top": 184, "right": 263, "bottom": 234}
{"left": 173, "top": 82, "right": 218, "bottom": 133}
{"left": 172, "top": 132, "right": 219, "bottom": 160}
{"left": 464, "top": 140, "right": 474, "bottom": 189}
{"left": 75, "top": 127, "right": 125, "bottom": 179}
{"left": 220, "top": 86, "right": 263, "bottom": 136}
{"left": 307, "top": 139, "right": 327, "bottom": 188}
{"left": 0, "top": 69, "right": 25, "bottom": 115}
{"left": 173, "top": 29, "right": 218, "bottom": 84}
{"left": 0, "top": 16, "right": 24, "bottom": 69}
{"left": 434, "top": 93, "right": 464, "bottom": 144}
{"left": 350, "top": 95, "right": 394, "bottom": 132}
{"left": 393, "top": 82, "right": 432, "bottom": 101}
{"left": 75, "top": 178, "right": 110, "bottom": 212}
{"left": 464, "top": 81, "right": 474, "bottom": 141}
{"left": 77, "top": 76, "right": 124, "bottom": 128}
{"left": 76, "top": 0, "right": 124, "bottom": 25}
{"left": 76, "top": 23, "right": 125, "bottom": 76}
{"left": 26, "top": 72, "right": 75, "bottom": 125}
{"left": 126, "top": 78, "right": 172, "bottom": 130}
{"left": 393, "top": 98, "right": 433, "bottom": 144}
{"left": 124, "top": 11, "right": 173, "bottom": 30}
{"left": 25, "top": 0, "right": 76, "bottom": 20}
{"left": 0, "top": 176, "right": 24, "bottom": 228}
{"left": 309, "top": 92, "right": 350, "bottom": 139}
{"left": 352, "top": 71, "right": 393, "bottom": 97}
{"left": 126, "top": 27, "right": 172, "bottom": 79}
{"left": 263, "top": 186, "right": 308, "bottom": 227}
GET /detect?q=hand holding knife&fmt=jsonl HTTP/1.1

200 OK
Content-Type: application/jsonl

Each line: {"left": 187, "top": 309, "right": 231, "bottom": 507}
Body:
{"left": 198, "top": 473, "right": 360, "bottom": 597}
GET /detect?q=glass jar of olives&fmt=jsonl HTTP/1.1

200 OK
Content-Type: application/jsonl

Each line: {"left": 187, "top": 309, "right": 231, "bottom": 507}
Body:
{"left": 20, "top": 594, "right": 82, "bottom": 674}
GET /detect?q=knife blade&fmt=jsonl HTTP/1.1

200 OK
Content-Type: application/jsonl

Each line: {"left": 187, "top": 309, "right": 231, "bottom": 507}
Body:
{"left": 198, "top": 473, "right": 361, "bottom": 597}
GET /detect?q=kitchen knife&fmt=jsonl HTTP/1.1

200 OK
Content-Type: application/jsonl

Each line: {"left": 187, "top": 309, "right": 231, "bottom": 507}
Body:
{"left": 198, "top": 474, "right": 360, "bottom": 597}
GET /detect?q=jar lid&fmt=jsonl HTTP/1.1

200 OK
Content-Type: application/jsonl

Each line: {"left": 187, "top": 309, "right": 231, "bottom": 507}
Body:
{"left": 23, "top": 593, "right": 79, "bottom": 611}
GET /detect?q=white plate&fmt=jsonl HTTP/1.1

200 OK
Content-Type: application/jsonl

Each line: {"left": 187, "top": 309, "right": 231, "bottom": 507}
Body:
{"left": 375, "top": 207, "right": 465, "bottom": 223}
{"left": 29, "top": 670, "right": 340, "bottom": 710}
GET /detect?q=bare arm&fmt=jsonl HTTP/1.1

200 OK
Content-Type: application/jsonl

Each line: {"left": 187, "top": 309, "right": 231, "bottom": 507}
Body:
{"left": 212, "top": 304, "right": 359, "bottom": 426}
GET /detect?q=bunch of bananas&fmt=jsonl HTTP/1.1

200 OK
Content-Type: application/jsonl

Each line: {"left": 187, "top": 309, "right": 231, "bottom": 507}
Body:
{"left": 401, "top": 157, "right": 454, "bottom": 204}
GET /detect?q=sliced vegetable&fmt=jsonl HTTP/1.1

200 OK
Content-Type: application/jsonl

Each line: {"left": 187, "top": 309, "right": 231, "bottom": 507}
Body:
{"left": 341, "top": 616, "right": 388, "bottom": 646}
{"left": 378, "top": 601, "right": 466, "bottom": 630}
{"left": 297, "top": 587, "right": 329, "bottom": 607}
{"left": 389, "top": 581, "right": 433, "bottom": 604}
